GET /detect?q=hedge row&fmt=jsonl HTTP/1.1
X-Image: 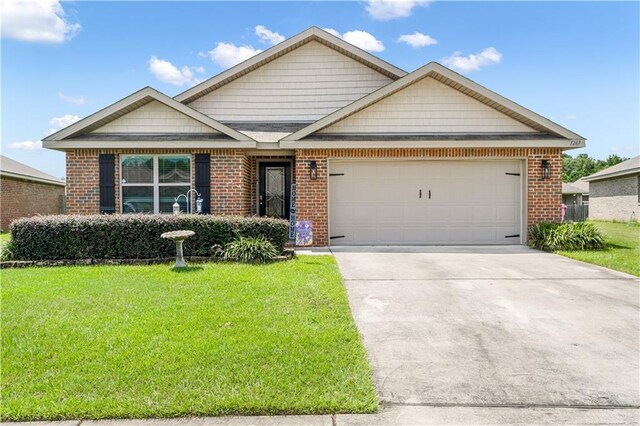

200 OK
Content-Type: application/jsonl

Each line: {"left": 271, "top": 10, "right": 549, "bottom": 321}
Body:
{"left": 10, "top": 214, "right": 290, "bottom": 261}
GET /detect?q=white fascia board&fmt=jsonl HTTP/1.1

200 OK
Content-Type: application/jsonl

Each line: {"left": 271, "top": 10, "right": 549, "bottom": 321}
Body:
{"left": 279, "top": 139, "right": 585, "bottom": 150}
{"left": 44, "top": 87, "right": 255, "bottom": 143}
{"left": 284, "top": 62, "right": 585, "bottom": 142}
{"left": 583, "top": 167, "right": 640, "bottom": 182}
{"left": 42, "top": 140, "right": 256, "bottom": 150}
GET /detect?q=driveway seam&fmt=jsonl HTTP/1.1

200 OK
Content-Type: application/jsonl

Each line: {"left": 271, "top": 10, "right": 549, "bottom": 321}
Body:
{"left": 383, "top": 402, "right": 640, "bottom": 409}
{"left": 343, "top": 277, "right": 638, "bottom": 281}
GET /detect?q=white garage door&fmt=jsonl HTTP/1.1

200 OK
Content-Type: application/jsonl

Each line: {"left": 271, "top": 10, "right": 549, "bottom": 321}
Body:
{"left": 329, "top": 160, "right": 523, "bottom": 245}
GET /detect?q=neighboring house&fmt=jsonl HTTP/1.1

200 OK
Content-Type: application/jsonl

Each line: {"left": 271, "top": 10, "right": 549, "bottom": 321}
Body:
{"left": 43, "top": 27, "right": 585, "bottom": 246}
{"left": 0, "top": 155, "right": 66, "bottom": 230}
{"left": 562, "top": 177, "right": 589, "bottom": 205}
{"left": 583, "top": 155, "right": 640, "bottom": 222}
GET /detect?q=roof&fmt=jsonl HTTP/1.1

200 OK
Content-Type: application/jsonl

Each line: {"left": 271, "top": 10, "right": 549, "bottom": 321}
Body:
{"left": 0, "top": 155, "right": 65, "bottom": 186}
{"left": 283, "top": 62, "right": 585, "bottom": 145}
{"left": 562, "top": 177, "right": 589, "bottom": 194}
{"left": 43, "top": 87, "right": 256, "bottom": 150}
{"left": 583, "top": 155, "right": 640, "bottom": 182}
{"left": 224, "top": 122, "right": 312, "bottom": 143}
{"left": 174, "top": 27, "right": 407, "bottom": 104}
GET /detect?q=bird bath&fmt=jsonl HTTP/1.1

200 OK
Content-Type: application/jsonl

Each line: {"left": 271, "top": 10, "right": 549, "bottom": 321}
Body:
{"left": 161, "top": 230, "right": 195, "bottom": 268}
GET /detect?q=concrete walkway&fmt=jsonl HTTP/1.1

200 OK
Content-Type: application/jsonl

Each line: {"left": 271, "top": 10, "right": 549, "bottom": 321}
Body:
{"left": 5, "top": 406, "right": 640, "bottom": 425}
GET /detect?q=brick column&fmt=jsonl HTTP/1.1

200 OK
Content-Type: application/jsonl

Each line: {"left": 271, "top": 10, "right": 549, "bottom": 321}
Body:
{"left": 66, "top": 150, "right": 100, "bottom": 214}
{"left": 211, "top": 150, "right": 251, "bottom": 215}
{"left": 295, "top": 150, "right": 329, "bottom": 246}
{"left": 527, "top": 149, "right": 563, "bottom": 227}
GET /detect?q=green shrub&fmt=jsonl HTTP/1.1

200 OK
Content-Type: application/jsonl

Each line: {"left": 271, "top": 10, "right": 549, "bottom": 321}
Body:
{"left": 0, "top": 241, "right": 14, "bottom": 261}
{"left": 529, "top": 221, "right": 605, "bottom": 251}
{"left": 9, "top": 214, "right": 289, "bottom": 261}
{"left": 224, "top": 236, "right": 279, "bottom": 264}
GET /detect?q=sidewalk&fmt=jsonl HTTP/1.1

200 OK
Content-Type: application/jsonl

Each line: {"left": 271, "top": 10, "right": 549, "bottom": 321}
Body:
{"left": 5, "top": 405, "right": 639, "bottom": 425}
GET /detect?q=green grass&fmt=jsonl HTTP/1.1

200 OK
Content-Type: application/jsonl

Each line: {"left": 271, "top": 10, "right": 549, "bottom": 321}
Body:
{"left": 558, "top": 221, "right": 640, "bottom": 276}
{"left": 1, "top": 256, "right": 377, "bottom": 421}
{"left": 0, "top": 232, "right": 9, "bottom": 243}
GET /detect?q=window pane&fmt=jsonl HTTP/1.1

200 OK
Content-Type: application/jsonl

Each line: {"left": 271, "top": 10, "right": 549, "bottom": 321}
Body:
{"left": 122, "top": 186, "right": 154, "bottom": 213}
{"left": 122, "top": 156, "right": 153, "bottom": 184}
{"left": 159, "top": 156, "right": 190, "bottom": 183}
{"left": 159, "top": 186, "right": 190, "bottom": 213}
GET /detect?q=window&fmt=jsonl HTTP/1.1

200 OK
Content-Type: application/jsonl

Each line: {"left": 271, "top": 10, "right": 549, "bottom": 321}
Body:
{"left": 121, "top": 155, "right": 191, "bottom": 213}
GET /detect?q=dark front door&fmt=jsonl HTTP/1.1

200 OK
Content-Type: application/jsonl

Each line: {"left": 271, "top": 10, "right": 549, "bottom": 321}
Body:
{"left": 259, "top": 162, "right": 291, "bottom": 219}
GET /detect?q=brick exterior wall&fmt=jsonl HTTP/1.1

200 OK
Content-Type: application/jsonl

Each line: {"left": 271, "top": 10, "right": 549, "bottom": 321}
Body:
{"left": 65, "top": 147, "right": 562, "bottom": 247}
{"left": 589, "top": 174, "right": 639, "bottom": 222}
{"left": 295, "top": 148, "right": 562, "bottom": 246}
{"left": 66, "top": 149, "right": 253, "bottom": 216}
{"left": 0, "top": 176, "right": 65, "bottom": 230}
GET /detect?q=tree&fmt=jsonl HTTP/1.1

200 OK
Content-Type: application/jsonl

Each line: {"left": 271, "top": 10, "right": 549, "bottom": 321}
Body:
{"left": 562, "top": 153, "right": 628, "bottom": 182}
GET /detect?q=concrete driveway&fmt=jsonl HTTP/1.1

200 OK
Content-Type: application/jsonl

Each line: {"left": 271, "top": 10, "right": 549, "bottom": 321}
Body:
{"left": 333, "top": 246, "right": 639, "bottom": 412}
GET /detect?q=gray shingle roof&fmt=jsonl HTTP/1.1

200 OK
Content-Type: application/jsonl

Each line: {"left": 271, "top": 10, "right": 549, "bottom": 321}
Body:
{"left": 0, "top": 155, "right": 65, "bottom": 185}
{"left": 562, "top": 177, "right": 589, "bottom": 194}
{"left": 583, "top": 155, "right": 640, "bottom": 182}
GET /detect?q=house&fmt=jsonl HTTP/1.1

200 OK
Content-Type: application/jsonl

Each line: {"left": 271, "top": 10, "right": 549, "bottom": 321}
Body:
{"left": 562, "top": 177, "right": 589, "bottom": 206}
{"left": 583, "top": 155, "right": 639, "bottom": 222}
{"left": 0, "top": 155, "right": 66, "bottom": 230}
{"left": 43, "top": 27, "right": 585, "bottom": 246}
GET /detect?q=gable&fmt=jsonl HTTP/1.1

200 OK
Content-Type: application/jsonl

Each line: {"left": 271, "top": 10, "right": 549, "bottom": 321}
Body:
{"left": 91, "top": 100, "right": 218, "bottom": 134}
{"left": 319, "top": 76, "right": 536, "bottom": 134}
{"left": 188, "top": 41, "right": 394, "bottom": 122}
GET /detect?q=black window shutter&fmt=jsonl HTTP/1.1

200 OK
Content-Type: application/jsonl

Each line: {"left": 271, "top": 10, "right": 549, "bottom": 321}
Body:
{"left": 99, "top": 154, "right": 115, "bottom": 214}
{"left": 195, "top": 154, "right": 211, "bottom": 214}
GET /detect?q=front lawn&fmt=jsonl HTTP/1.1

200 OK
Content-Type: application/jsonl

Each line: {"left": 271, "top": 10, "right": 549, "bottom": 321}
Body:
{"left": 1, "top": 256, "right": 377, "bottom": 421}
{"left": 558, "top": 221, "right": 639, "bottom": 276}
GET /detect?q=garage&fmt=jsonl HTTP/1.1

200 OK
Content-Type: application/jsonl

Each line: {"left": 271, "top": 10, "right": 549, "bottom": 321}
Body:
{"left": 328, "top": 160, "right": 523, "bottom": 245}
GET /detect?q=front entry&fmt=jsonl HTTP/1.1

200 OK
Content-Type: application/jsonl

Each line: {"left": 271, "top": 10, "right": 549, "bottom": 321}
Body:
{"left": 258, "top": 162, "right": 292, "bottom": 219}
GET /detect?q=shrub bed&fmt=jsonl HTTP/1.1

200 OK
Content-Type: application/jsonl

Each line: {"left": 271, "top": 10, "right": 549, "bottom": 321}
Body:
{"left": 529, "top": 221, "right": 605, "bottom": 251}
{"left": 10, "top": 214, "right": 289, "bottom": 261}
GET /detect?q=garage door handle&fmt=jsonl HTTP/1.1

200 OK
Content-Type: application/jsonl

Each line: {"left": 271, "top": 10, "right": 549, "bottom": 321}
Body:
{"left": 419, "top": 189, "right": 422, "bottom": 199}
{"left": 429, "top": 190, "right": 431, "bottom": 199}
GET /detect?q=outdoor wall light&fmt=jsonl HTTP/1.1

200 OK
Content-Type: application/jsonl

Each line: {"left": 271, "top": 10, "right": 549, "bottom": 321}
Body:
{"left": 541, "top": 160, "right": 551, "bottom": 180}
{"left": 309, "top": 160, "right": 318, "bottom": 180}
{"left": 172, "top": 201, "right": 181, "bottom": 215}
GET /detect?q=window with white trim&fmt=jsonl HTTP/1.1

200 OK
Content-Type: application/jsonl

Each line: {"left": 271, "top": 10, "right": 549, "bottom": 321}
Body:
{"left": 120, "top": 155, "right": 191, "bottom": 214}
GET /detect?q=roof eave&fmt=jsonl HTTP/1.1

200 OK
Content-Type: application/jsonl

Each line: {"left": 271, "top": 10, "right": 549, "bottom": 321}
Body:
{"left": 0, "top": 170, "right": 65, "bottom": 186}
{"left": 583, "top": 167, "right": 640, "bottom": 182}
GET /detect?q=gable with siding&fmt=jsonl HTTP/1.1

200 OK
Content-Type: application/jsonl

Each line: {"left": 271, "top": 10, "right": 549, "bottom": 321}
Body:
{"left": 187, "top": 41, "right": 394, "bottom": 122}
{"left": 318, "top": 76, "right": 536, "bottom": 134}
{"left": 91, "top": 100, "right": 219, "bottom": 134}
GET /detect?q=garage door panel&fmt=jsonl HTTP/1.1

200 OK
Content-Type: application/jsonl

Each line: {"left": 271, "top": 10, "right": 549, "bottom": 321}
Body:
{"left": 329, "top": 160, "right": 522, "bottom": 245}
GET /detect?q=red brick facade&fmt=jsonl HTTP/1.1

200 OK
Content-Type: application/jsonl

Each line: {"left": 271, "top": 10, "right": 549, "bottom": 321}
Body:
{"left": 65, "top": 147, "right": 562, "bottom": 247}
{"left": 0, "top": 176, "right": 65, "bottom": 230}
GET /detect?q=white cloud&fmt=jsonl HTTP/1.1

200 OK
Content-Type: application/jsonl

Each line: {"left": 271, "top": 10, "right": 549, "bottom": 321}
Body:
{"left": 58, "top": 92, "right": 86, "bottom": 105}
{"left": 442, "top": 47, "right": 502, "bottom": 73}
{"left": 322, "top": 28, "right": 342, "bottom": 38}
{"left": 204, "top": 42, "right": 262, "bottom": 69}
{"left": 148, "top": 56, "right": 204, "bottom": 86}
{"left": 1, "top": 0, "right": 81, "bottom": 43}
{"left": 255, "top": 25, "right": 285, "bottom": 46}
{"left": 365, "top": 0, "right": 432, "bottom": 21}
{"left": 50, "top": 114, "right": 80, "bottom": 130}
{"left": 322, "top": 28, "right": 385, "bottom": 52}
{"left": 8, "top": 140, "right": 42, "bottom": 150}
{"left": 397, "top": 32, "right": 437, "bottom": 48}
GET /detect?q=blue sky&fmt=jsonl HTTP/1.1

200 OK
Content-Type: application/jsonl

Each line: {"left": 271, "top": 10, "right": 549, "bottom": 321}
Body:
{"left": 2, "top": 1, "right": 639, "bottom": 178}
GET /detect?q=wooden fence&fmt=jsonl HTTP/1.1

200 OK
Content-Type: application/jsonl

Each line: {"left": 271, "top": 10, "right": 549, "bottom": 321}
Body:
{"left": 564, "top": 205, "right": 589, "bottom": 222}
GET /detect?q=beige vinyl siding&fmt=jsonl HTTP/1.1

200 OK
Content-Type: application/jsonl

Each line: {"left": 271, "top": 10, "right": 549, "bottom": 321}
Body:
{"left": 319, "top": 77, "right": 536, "bottom": 134}
{"left": 91, "top": 100, "right": 218, "bottom": 134}
{"left": 188, "top": 41, "right": 393, "bottom": 122}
